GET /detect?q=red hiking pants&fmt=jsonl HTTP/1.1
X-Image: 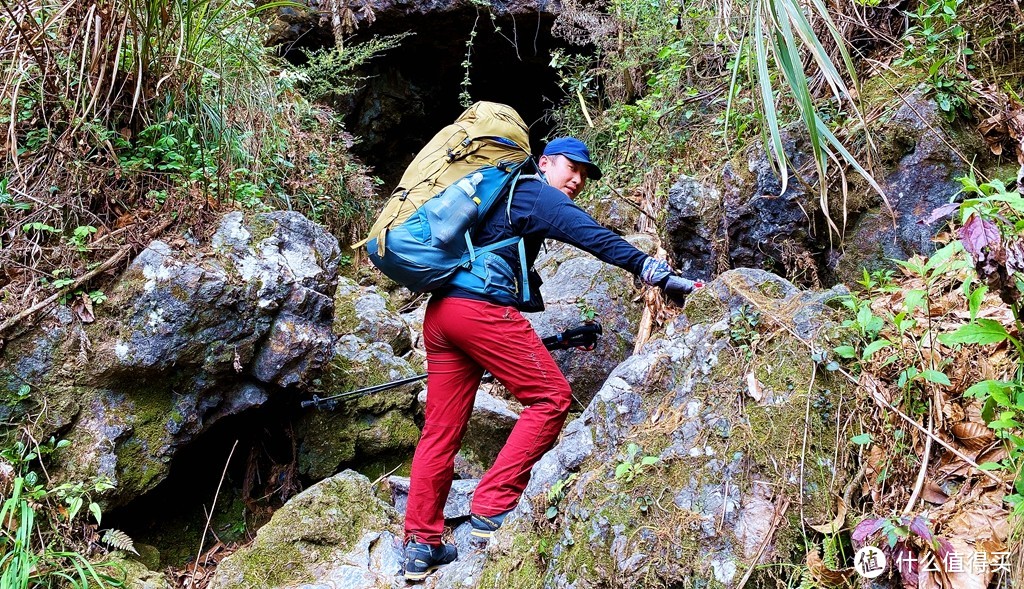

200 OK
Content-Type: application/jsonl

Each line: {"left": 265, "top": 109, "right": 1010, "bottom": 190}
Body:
{"left": 404, "top": 296, "right": 572, "bottom": 544}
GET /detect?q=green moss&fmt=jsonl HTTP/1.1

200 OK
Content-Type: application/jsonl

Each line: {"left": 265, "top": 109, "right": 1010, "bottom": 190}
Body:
{"left": 757, "top": 280, "right": 785, "bottom": 299}
{"left": 332, "top": 281, "right": 361, "bottom": 337}
{"left": 111, "top": 382, "right": 176, "bottom": 495}
{"left": 246, "top": 213, "right": 277, "bottom": 245}
{"left": 355, "top": 410, "right": 419, "bottom": 455}
{"left": 478, "top": 529, "right": 551, "bottom": 589}
{"left": 682, "top": 288, "right": 728, "bottom": 326}
{"left": 217, "top": 472, "right": 392, "bottom": 588}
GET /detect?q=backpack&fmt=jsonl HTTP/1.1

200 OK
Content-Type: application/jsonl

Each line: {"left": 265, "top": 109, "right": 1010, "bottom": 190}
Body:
{"left": 357, "top": 102, "right": 535, "bottom": 297}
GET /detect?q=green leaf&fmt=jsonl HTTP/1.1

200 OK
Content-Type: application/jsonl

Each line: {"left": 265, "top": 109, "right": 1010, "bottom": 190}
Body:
{"left": 640, "top": 456, "right": 659, "bottom": 466}
{"left": 964, "top": 379, "right": 1011, "bottom": 400}
{"left": 545, "top": 505, "right": 558, "bottom": 520}
{"left": 938, "top": 319, "right": 1010, "bottom": 346}
{"left": 67, "top": 496, "right": 83, "bottom": 520}
{"left": 851, "top": 433, "right": 872, "bottom": 445}
{"left": 834, "top": 345, "right": 856, "bottom": 359}
{"left": 615, "top": 463, "right": 630, "bottom": 479}
{"left": 862, "top": 339, "right": 891, "bottom": 361}
{"left": 89, "top": 502, "right": 102, "bottom": 525}
{"left": 904, "top": 290, "right": 927, "bottom": 314}
{"left": 920, "top": 370, "right": 951, "bottom": 386}
{"left": 968, "top": 285, "right": 988, "bottom": 321}
{"left": 978, "top": 462, "right": 1003, "bottom": 471}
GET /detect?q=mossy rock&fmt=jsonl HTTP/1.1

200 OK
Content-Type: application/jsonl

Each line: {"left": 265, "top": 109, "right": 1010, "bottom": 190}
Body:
{"left": 208, "top": 470, "right": 397, "bottom": 589}
{"left": 479, "top": 269, "right": 855, "bottom": 587}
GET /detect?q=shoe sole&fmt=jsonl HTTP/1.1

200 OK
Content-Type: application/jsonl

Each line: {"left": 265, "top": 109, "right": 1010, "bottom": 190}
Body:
{"left": 405, "top": 563, "right": 443, "bottom": 582}
{"left": 470, "top": 528, "right": 495, "bottom": 539}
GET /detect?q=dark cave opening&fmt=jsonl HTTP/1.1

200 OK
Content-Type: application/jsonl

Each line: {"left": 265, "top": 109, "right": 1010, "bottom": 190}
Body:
{"left": 104, "top": 390, "right": 415, "bottom": 568}
{"left": 329, "top": 9, "right": 570, "bottom": 187}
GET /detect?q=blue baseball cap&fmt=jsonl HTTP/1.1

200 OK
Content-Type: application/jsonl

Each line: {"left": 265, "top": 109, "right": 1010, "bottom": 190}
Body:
{"left": 543, "top": 137, "right": 602, "bottom": 181}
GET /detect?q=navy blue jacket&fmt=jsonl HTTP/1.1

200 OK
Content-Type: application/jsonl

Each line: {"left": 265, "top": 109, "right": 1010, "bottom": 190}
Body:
{"left": 435, "top": 174, "right": 648, "bottom": 310}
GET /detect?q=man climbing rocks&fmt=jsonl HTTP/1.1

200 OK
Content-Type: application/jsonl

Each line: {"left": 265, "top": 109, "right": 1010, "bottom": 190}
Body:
{"left": 403, "top": 136, "right": 699, "bottom": 581}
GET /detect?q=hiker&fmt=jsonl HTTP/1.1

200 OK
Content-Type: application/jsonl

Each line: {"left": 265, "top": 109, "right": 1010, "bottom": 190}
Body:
{"left": 402, "top": 136, "right": 699, "bottom": 580}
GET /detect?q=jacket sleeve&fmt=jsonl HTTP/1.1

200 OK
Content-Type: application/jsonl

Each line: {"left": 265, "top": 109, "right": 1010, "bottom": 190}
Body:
{"left": 512, "top": 182, "right": 648, "bottom": 276}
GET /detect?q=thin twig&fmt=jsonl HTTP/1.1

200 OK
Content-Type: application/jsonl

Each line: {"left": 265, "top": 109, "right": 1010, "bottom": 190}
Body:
{"left": 192, "top": 440, "right": 238, "bottom": 580}
{"left": 860, "top": 374, "right": 1002, "bottom": 485}
{"left": 605, "top": 183, "right": 659, "bottom": 224}
{"left": 0, "top": 218, "right": 173, "bottom": 333}
{"left": 902, "top": 406, "right": 934, "bottom": 515}
{"left": 0, "top": 244, "right": 131, "bottom": 333}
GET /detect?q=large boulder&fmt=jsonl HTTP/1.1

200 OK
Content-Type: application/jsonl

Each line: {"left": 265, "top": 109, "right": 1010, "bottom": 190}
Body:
{"left": 471, "top": 268, "right": 855, "bottom": 588}
{"left": 0, "top": 211, "right": 340, "bottom": 507}
{"left": 208, "top": 470, "right": 401, "bottom": 589}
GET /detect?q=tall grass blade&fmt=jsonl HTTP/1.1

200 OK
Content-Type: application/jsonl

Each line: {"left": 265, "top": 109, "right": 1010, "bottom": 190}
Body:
{"left": 754, "top": 4, "right": 789, "bottom": 195}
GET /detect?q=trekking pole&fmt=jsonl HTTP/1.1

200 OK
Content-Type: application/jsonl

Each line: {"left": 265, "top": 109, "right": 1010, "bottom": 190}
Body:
{"left": 301, "top": 321, "right": 603, "bottom": 409}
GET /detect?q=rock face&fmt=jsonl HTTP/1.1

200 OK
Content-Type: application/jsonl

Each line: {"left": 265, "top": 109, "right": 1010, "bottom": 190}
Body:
{"left": 208, "top": 470, "right": 401, "bottom": 589}
{"left": 720, "top": 132, "right": 818, "bottom": 283}
{"left": 476, "top": 269, "right": 853, "bottom": 587}
{"left": 294, "top": 276, "right": 421, "bottom": 480}
{"left": 662, "top": 91, "right": 987, "bottom": 288}
{"left": 664, "top": 175, "right": 722, "bottom": 281}
{"left": 0, "top": 211, "right": 341, "bottom": 506}
{"left": 835, "top": 89, "right": 986, "bottom": 282}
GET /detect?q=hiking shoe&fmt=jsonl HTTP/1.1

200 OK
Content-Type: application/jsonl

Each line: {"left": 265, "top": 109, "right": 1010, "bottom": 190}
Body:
{"left": 403, "top": 540, "right": 457, "bottom": 581}
{"left": 469, "top": 510, "right": 512, "bottom": 541}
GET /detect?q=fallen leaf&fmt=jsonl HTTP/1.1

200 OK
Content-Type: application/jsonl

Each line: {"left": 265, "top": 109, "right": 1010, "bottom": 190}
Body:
{"left": 951, "top": 421, "right": 995, "bottom": 451}
{"left": 940, "top": 536, "right": 990, "bottom": 589}
{"left": 746, "top": 372, "right": 765, "bottom": 403}
{"left": 807, "top": 495, "right": 847, "bottom": 534}
{"left": 922, "top": 480, "right": 949, "bottom": 505}
{"left": 72, "top": 294, "right": 95, "bottom": 323}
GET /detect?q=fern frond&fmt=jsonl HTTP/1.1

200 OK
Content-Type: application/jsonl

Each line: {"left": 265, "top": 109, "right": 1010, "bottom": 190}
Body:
{"left": 101, "top": 529, "right": 139, "bottom": 555}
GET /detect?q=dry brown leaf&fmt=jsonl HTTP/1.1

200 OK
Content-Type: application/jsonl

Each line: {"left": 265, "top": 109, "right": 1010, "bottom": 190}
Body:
{"left": 976, "top": 444, "right": 1009, "bottom": 467}
{"left": 72, "top": 294, "right": 95, "bottom": 323}
{"left": 746, "top": 372, "right": 765, "bottom": 403}
{"left": 806, "top": 547, "right": 853, "bottom": 587}
{"left": 950, "top": 421, "right": 996, "bottom": 451}
{"left": 866, "top": 445, "right": 886, "bottom": 481}
{"left": 940, "top": 537, "right": 991, "bottom": 589}
{"left": 922, "top": 480, "right": 949, "bottom": 505}
{"left": 807, "top": 495, "right": 847, "bottom": 534}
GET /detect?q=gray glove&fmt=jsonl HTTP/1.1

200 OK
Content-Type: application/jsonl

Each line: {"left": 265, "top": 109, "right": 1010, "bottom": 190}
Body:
{"left": 663, "top": 275, "right": 702, "bottom": 305}
{"left": 640, "top": 257, "right": 703, "bottom": 305}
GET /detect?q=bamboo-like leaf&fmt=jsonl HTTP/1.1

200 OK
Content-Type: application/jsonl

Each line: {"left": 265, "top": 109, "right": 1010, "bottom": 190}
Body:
{"left": 753, "top": 9, "right": 788, "bottom": 196}
{"left": 814, "top": 116, "right": 890, "bottom": 202}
